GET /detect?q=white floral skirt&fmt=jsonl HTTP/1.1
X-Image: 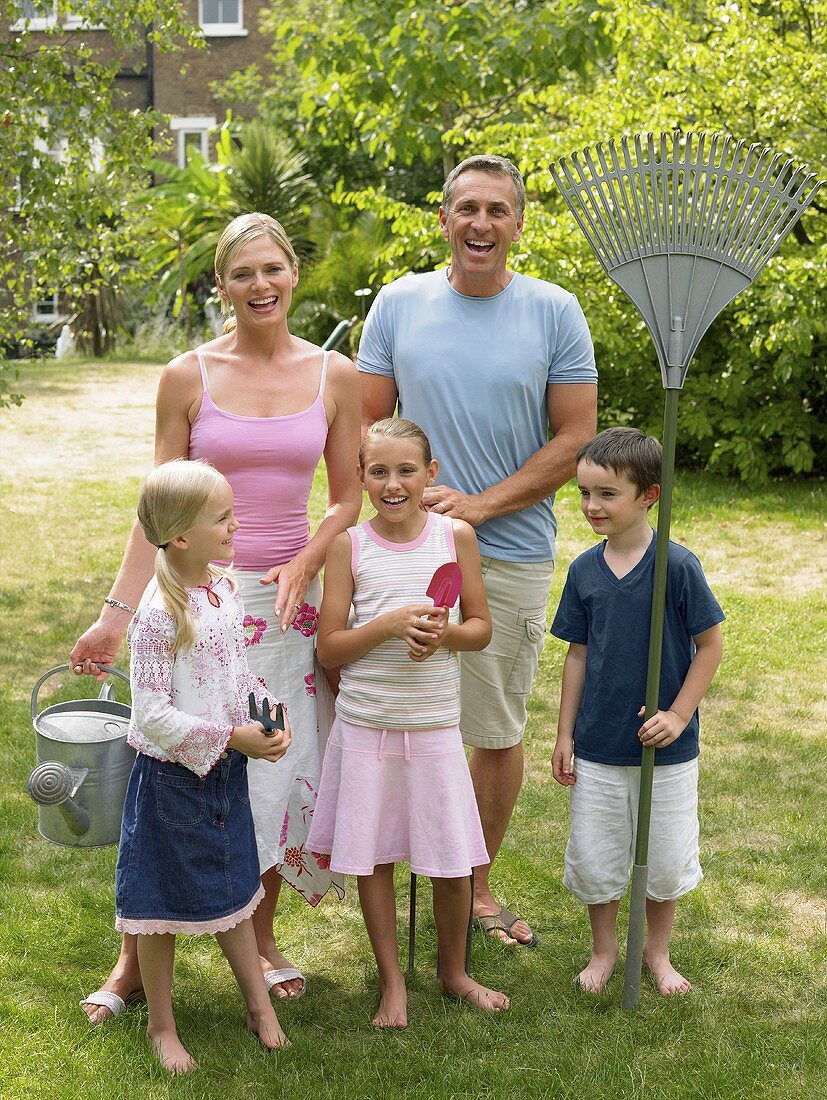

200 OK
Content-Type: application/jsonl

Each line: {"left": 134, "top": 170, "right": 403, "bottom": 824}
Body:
{"left": 237, "top": 571, "right": 344, "bottom": 906}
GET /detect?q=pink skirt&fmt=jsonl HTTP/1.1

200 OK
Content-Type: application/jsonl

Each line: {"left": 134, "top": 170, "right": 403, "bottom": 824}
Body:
{"left": 306, "top": 717, "right": 489, "bottom": 878}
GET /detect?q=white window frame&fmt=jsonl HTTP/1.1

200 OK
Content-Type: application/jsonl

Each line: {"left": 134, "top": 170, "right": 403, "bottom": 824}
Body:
{"left": 11, "top": 1, "right": 58, "bottom": 31}
{"left": 199, "top": 0, "right": 247, "bottom": 38}
{"left": 169, "top": 116, "right": 217, "bottom": 168}
{"left": 32, "top": 292, "right": 61, "bottom": 322}
{"left": 63, "top": 11, "right": 105, "bottom": 30}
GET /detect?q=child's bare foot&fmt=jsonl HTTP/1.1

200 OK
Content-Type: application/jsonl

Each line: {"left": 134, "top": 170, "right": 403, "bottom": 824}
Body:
{"left": 148, "top": 1028, "right": 197, "bottom": 1075}
{"left": 644, "top": 952, "right": 692, "bottom": 996}
{"left": 247, "top": 1007, "right": 290, "bottom": 1050}
{"left": 372, "top": 974, "right": 408, "bottom": 1029}
{"left": 440, "top": 975, "right": 510, "bottom": 1012}
{"left": 574, "top": 947, "right": 618, "bottom": 994}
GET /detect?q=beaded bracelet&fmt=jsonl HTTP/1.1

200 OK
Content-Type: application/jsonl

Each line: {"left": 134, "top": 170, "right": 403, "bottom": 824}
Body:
{"left": 104, "top": 597, "right": 137, "bottom": 614}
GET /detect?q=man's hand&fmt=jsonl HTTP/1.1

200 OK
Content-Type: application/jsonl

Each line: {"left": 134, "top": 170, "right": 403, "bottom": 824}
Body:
{"left": 423, "top": 485, "right": 487, "bottom": 526}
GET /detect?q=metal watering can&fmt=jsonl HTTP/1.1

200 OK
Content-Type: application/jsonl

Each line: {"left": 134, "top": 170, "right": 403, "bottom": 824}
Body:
{"left": 27, "top": 664, "right": 134, "bottom": 847}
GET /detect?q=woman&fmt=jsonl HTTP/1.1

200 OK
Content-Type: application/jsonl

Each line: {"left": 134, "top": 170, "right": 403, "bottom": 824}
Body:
{"left": 71, "top": 213, "right": 362, "bottom": 1021}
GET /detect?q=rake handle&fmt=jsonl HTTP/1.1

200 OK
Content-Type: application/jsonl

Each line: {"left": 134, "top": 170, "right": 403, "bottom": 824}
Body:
{"left": 622, "top": 387, "right": 679, "bottom": 1011}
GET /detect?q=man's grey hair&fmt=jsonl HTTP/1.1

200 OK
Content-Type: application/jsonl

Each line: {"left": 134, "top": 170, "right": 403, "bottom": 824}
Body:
{"left": 442, "top": 155, "right": 526, "bottom": 219}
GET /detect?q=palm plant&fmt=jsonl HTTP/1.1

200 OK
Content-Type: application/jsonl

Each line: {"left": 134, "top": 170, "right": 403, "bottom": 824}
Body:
{"left": 139, "top": 120, "right": 318, "bottom": 326}
{"left": 291, "top": 206, "right": 387, "bottom": 350}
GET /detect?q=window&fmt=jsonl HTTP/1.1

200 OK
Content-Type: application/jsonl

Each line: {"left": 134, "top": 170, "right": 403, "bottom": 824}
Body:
{"left": 169, "top": 117, "right": 217, "bottom": 168}
{"left": 63, "top": 10, "right": 105, "bottom": 30}
{"left": 11, "top": 2, "right": 58, "bottom": 30}
{"left": 199, "top": 0, "right": 246, "bottom": 37}
{"left": 32, "top": 293, "right": 60, "bottom": 321}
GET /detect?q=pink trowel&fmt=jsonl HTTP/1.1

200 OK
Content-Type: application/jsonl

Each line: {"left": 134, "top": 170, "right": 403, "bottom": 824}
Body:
{"left": 426, "top": 561, "right": 463, "bottom": 608}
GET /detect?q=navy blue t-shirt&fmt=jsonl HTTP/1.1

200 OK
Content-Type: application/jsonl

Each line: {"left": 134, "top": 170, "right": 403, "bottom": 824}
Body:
{"left": 550, "top": 533, "right": 724, "bottom": 766}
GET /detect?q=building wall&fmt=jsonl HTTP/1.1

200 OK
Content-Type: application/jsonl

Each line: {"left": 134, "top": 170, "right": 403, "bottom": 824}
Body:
{"left": 8, "top": 1, "right": 274, "bottom": 162}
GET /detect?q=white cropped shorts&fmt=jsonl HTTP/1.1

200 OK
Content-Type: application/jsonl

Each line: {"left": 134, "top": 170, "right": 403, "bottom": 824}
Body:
{"left": 563, "top": 757, "right": 702, "bottom": 904}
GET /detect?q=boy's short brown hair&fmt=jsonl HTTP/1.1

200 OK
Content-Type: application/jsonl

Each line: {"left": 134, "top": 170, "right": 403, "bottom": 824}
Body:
{"left": 577, "top": 427, "right": 662, "bottom": 496}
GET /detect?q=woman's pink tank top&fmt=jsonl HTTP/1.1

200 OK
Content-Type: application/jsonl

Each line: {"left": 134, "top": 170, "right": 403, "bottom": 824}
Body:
{"left": 189, "top": 350, "right": 330, "bottom": 570}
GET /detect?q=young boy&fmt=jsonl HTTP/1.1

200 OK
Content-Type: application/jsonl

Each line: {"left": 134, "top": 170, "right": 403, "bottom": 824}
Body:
{"left": 550, "top": 427, "right": 724, "bottom": 996}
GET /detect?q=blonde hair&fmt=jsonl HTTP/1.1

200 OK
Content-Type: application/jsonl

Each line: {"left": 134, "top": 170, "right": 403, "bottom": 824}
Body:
{"left": 214, "top": 213, "right": 298, "bottom": 332}
{"left": 137, "top": 460, "right": 236, "bottom": 653}
{"left": 359, "top": 417, "right": 433, "bottom": 467}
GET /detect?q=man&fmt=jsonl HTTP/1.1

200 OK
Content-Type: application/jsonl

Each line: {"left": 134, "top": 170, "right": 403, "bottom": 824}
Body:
{"left": 358, "top": 154, "right": 597, "bottom": 946}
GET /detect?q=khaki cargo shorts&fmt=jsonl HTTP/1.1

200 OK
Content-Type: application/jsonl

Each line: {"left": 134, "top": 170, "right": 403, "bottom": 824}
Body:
{"left": 460, "top": 557, "right": 554, "bottom": 750}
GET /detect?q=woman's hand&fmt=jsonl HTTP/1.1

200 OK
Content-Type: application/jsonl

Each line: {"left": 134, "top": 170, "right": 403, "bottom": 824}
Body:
{"left": 260, "top": 557, "right": 313, "bottom": 634}
{"left": 70, "top": 615, "right": 127, "bottom": 681}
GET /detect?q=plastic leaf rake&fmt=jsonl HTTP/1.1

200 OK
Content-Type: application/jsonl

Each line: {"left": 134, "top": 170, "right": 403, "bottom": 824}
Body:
{"left": 551, "top": 131, "right": 823, "bottom": 1009}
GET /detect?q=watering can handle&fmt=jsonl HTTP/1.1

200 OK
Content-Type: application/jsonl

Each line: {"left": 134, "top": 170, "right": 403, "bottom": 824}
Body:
{"left": 30, "top": 663, "right": 130, "bottom": 721}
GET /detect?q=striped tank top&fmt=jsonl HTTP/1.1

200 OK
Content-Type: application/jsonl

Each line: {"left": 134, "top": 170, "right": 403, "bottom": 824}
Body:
{"left": 335, "top": 512, "right": 461, "bottom": 731}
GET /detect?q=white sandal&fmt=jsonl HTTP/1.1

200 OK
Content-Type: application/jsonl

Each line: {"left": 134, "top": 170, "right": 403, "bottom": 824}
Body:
{"left": 263, "top": 967, "right": 306, "bottom": 999}
{"left": 80, "top": 988, "right": 145, "bottom": 1022}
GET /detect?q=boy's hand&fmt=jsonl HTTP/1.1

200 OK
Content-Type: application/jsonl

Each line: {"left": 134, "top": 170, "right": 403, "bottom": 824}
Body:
{"left": 230, "top": 715, "right": 292, "bottom": 762}
{"left": 552, "top": 736, "right": 576, "bottom": 786}
{"left": 637, "top": 706, "right": 686, "bottom": 748}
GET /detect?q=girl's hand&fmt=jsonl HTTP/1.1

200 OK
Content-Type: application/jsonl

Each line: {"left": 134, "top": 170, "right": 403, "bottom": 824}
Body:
{"left": 637, "top": 706, "right": 686, "bottom": 748}
{"left": 552, "top": 737, "right": 576, "bottom": 786}
{"left": 387, "top": 603, "right": 445, "bottom": 657}
{"left": 408, "top": 606, "right": 449, "bottom": 662}
{"left": 229, "top": 715, "right": 292, "bottom": 763}
{"left": 260, "top": 558, "right": 312, "bottom": 634}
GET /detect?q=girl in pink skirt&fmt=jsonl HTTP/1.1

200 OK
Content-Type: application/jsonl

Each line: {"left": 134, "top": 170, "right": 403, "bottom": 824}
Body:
{"left": 310, "top": 418, "right": 510, "bottom": 1028}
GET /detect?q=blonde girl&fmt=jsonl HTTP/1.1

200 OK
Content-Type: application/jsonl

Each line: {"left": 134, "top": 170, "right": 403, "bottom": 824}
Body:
{"left": 113, "top": 460, "right": 292, "bottom": 1073}
{"left": 309, "top": 419, "right": 510, "bottom": 1028}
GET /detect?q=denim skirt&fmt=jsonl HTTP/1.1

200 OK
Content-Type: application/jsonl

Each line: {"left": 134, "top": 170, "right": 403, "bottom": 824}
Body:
{"left": 115, "top": 749, "right": 262, "bottom": 935}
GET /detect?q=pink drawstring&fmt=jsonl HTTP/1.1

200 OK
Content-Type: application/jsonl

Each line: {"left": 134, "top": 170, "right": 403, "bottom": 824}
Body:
{"left": 376, "top": 729, "right": 411, "bottom": 760}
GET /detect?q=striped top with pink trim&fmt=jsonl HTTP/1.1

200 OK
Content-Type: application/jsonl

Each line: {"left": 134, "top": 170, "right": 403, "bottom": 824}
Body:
{"left": 335, "top": 512, "right": 461, "bottom": 731}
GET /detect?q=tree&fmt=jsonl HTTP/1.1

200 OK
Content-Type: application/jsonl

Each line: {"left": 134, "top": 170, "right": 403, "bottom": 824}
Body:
{"left": 0, "top": 0, "right": 199, "bottom": 402}
{"left": 263, "top": 0, "right": 825, "bottom": 478}
{"left": 139, "top": 121, "right": 319, "bottom": 327}
{"left": 262, "top": 0, "right": 611, "bottom": 178}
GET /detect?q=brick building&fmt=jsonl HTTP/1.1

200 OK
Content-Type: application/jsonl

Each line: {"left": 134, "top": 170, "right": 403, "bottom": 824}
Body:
{"left": 6, "top": 2, "right": 273, "bottom": 341}
{"left": 10, "top": 1, "right": 273, "bottom": 166}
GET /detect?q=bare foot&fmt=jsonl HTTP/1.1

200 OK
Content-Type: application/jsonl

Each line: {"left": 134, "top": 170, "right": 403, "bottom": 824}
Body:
{"left": 441, "top": 975, "right": 510, "bottom": 1012}
{"left": 148, "top": 1028, "right": 197, "bottom": 1075}
{"left": 259, "top": 952, "right": 304, "bottom": 1000}
{"left": 372, "top": 974, "right": 408, "bottom": 1029}
{"left": 574, "top": 948, "right": 618, "bottom": 994}
{"left": 473, "top": 892, "right": 535, "bottom": 946}
{"left": 247, "top": 1007, "right": 290, "bottom": 1050}
{"left": 644, "top": 953, "right": 693, "bottom": 996}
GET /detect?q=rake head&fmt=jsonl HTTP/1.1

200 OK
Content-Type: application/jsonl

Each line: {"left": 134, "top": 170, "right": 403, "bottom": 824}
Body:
{"left": 551, "top": 132, "right": 824, "bottom": 388}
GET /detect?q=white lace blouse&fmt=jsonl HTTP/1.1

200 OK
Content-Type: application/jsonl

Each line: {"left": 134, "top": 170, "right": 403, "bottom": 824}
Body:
{"left": 126, "top": 576, "right": 277, "bottom": 777}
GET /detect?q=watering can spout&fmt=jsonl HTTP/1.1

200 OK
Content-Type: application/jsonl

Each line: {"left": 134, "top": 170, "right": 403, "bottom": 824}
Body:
{"left": 26, "top": 762, "right": 91, "bottom": 836}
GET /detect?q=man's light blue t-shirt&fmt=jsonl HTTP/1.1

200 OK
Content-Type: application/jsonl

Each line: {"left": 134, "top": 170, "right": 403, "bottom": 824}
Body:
{"left": 357, "top": 269, "right": 597, "bottom": 562}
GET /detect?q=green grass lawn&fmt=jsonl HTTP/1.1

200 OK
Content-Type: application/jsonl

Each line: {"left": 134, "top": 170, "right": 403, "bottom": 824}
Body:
{"left": 1, "top": 361, "right": 825, "bottom": 1099}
